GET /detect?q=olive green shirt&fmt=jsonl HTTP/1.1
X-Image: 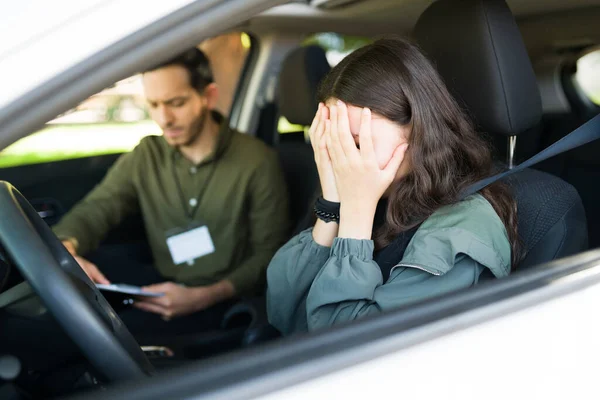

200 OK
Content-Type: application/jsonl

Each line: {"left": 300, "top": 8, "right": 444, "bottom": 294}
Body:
{"left": 53, "top": 121, "right": 290, "bottom": 295}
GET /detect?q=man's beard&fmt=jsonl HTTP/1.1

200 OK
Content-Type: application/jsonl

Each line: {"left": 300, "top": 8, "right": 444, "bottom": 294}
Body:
{"left": 180, "top": 107, "right": 209, "bottom": 148}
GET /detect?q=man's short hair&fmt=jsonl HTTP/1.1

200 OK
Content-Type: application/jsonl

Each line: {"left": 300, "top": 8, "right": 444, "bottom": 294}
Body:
{"left": 144, "top": 48, "right": 214, "bottom": 93}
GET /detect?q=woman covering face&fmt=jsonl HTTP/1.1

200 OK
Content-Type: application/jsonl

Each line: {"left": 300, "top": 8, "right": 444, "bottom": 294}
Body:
{"left": 266, "top": 38, "right": 518, "bottom": 334}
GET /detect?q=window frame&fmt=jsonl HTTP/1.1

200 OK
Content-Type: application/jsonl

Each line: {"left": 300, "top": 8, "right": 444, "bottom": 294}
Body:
{"left": 574, "top": 46, "right": 600, "bottom": 108}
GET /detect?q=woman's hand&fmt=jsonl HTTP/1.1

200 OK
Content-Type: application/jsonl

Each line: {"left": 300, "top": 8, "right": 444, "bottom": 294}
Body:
{"left": 326, "top": 101, "right": 408, "bottom": 239}
{"left": 309, "top": 103, "right": 338, "bottom": 202}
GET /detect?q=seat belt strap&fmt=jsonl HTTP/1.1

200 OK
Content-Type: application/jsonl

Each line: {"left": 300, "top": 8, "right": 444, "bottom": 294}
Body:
{"left": 461, "top": 113, "right": 600, "bottom": 199}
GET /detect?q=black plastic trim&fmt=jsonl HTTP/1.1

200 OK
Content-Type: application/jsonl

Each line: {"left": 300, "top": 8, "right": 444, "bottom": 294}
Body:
{"left": 228, "top": 33, "right": 260, "bottom": 130}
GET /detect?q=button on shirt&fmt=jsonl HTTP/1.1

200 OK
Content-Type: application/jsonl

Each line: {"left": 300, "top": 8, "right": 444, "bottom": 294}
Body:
{"left": 53, "top": 117, "right": 290, "bottom": 295}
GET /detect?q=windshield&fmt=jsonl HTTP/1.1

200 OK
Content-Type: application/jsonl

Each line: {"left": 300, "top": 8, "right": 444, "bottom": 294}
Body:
{"left": 0, "top": 0, "right": 196, "bottom": 111}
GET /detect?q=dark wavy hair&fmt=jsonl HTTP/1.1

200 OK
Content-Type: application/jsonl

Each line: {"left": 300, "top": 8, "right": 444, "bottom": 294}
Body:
{"left": 144, "top": 47, "right": 214, "bottom": 93}
{"left": 317, "top": 37, "right": 520, "bottom": 268}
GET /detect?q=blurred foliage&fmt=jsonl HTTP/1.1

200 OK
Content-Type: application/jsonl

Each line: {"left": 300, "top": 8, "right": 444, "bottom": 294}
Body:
{"left": 302, "top": 33, "right": 371, "bottom": 52}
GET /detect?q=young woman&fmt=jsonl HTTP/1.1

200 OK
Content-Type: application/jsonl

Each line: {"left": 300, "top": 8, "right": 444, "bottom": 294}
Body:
{"left": 266, "top": 38, "right": 519, "bottom": 335}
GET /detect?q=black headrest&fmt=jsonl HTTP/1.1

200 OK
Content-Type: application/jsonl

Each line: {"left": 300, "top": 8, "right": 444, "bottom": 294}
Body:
{"left": 414, "top": 0, "right": 542, "bottom": 137}
{"left": 278, "top": 45, "right": 331, "bottom": 126}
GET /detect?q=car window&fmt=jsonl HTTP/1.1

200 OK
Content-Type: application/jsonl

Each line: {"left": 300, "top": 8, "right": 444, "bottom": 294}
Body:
{"left": 200, "top": 32, "right": 252, "bottom": 116}
{"left": 303, "top": 32, "right": 371, "bottom": 66}
{"left": 278, "top": 33, "right": 371, "bottom": 134}
{"left": 575, "top": 48, "right": 600, "bottom": 106}
{"left": 0, "top": 32, "right": 252, "bottom": 169}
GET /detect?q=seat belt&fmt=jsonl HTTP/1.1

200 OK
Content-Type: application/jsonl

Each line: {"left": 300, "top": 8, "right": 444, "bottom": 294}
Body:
{"left": 461, "top": 113, "right": 600, "bottom": 199}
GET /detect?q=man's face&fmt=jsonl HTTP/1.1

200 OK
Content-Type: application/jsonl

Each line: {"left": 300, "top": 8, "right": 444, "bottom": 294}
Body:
{"left": 142, "top": 65, "right": 209, "bottom": 147}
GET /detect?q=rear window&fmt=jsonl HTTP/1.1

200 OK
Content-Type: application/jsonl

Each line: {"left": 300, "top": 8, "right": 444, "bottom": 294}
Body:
{"left": 575, "top": 48, "right": 600, "bottom": 106}
{"left": 303, "top": 33, "right": 371, "bottom": 67}
{"left": 278, "top": 33, "right": 371, "bottom": 134}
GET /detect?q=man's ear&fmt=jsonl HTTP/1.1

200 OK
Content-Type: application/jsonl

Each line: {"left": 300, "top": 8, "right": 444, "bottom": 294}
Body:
{"left": 202, "top": 83, "right": 219, "bottom": 111}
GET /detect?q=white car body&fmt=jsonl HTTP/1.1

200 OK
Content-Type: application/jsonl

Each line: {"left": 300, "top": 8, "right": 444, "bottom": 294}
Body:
{"left": 1, "top": 1, "right": 599, "bottom": 399}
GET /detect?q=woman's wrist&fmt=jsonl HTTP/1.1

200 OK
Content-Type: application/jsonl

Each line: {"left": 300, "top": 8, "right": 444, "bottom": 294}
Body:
{"left": 338, "top": 202, "right": 377, "bottom": 240}
{"left": 312, "top": 219, "right": 339, "bottom": 247}
{"left": 322, "top": 190, "right": 339, "bottom": 203}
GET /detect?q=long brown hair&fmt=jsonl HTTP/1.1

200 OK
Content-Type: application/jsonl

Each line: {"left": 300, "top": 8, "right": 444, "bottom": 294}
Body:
{"left": 317, "top": 38, "right": 520, "bottom": 269}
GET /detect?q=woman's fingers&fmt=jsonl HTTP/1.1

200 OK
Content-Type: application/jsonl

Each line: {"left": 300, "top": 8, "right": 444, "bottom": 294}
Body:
{"left": 325, "top": 119, "right": 338, "bottom": 166}
{"left": 321, "top": 104, "right": 330, "bottom": 121}
{"left": 336, "top": 101, "right": 361, "bottom": 161}
{"left": 315, "top": 105, "right": 329, "bottom": 155}
{"left": 327, "top": 104, "right": 349, "bottom": 165}
{"left": 319, "top": 115, "right": 330, "bottom": 158}
{"left": 308, "top": 103, "right": 323, "bottom": 153}
{"left": 329, "top": 103, "right": 338, "bottom": 146}
{"left": 311, "top": 104, "right": 332, "bottom": 164}
{"left": 309, "top": 103, "right": 321, "bottom": 136}
{"left": 383, "top": 143, "right": 409, "bottom": 181}
{"left": 358, "top": 107, "right": 376, "bottom": 163}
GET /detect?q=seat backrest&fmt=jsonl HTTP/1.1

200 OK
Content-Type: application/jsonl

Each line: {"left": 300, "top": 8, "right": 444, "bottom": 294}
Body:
{"left": 276, "top": 45, "right": 330, "bottom": 234}
{"left": 415, "top": 0, "right": 588, "bottom": 268}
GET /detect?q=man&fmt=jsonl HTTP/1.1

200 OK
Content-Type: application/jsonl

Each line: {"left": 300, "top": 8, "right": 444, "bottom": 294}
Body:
{"left": 53, "top": 48, "right": 290, "bottom": 333}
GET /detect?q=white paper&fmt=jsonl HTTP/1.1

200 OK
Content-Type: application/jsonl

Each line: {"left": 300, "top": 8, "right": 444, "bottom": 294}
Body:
{"left": 96, "top": 283, "right": 164, "bottom": 297}
{"left": 166, "top": 225, "right": 215, "bottom": 265}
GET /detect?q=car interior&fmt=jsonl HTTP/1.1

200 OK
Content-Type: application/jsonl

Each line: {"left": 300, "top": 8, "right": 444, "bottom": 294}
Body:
{"left": 0, "top": 0, "right": 600, "bottom": 398}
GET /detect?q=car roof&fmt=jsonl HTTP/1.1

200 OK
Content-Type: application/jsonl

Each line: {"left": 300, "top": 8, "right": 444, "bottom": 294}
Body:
{"left": 250, "top": 0, "right": 600, "bottom": 61}
{"left": 254, "top": 0, "right": 600, "bottom": 31}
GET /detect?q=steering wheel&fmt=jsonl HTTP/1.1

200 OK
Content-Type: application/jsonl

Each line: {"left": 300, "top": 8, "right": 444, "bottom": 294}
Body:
{"left": 0, "top": 182, "right": 153, "bottom": 382}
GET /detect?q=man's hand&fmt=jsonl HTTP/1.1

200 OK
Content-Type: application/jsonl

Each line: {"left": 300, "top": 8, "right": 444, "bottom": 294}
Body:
{"left": 62, "top": 240, "right": 110, "bottom": 284}
{"left": 133, "top": 280, "right": 235, "bottom": 320}
{"left": 62, "top": 239, "right": 78, "bottom": 256}
{"left": 74, "top": 256, "right": 110, "bottom": 284}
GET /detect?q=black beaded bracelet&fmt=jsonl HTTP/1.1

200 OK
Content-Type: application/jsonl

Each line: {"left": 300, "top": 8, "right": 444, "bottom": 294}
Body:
{"left": 314, "top": 197, "right": 341, "bottom": 223}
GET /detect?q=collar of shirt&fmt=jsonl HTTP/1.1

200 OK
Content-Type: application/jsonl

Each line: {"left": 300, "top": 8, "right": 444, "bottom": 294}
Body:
{"left": 167, "top": 110, "right": 234, "bottom": 167}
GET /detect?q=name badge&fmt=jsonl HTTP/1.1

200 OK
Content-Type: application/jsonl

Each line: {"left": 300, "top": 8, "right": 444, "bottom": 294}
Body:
{"left": 166, "top": 224, "right": 215, "bottom": 266}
